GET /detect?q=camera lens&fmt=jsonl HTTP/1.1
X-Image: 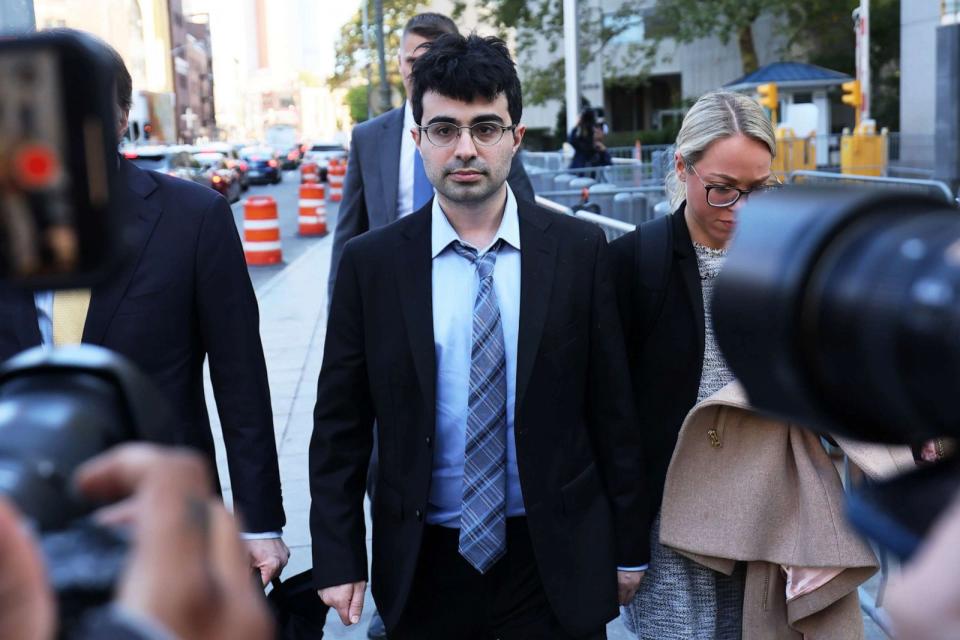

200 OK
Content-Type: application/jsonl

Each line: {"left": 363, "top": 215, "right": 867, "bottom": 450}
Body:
{"left": 714, "top": 187, "right": 960, "bottom": 444}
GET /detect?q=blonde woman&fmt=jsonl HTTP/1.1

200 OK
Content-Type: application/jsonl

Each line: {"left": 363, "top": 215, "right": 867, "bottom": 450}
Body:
{"left": 610, "top": 91, "right": 778, "bottom": 638}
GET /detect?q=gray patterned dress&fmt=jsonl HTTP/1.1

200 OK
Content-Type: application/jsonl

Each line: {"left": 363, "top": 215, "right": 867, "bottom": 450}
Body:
{"left": 623, "top": 242, "right": 745, "bottom": 640}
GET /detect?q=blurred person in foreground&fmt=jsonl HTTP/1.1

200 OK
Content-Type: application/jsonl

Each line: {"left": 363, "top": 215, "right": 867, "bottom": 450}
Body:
{"left": 611, "top": 92, "right": 878, "bottom": 638}
{"left": 0, "top": 31, "right": 289, "bottom": 584}
{"left": 311, "top": 33, "right": 646, "bottom": 639}
{"left": 0, "top": 444, "right": 273, "bottom": 640}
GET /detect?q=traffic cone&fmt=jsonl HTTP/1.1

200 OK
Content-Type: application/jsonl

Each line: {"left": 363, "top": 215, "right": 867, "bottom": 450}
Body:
{"left": 329, "top": 164, "right": 344, "bottom": 202}
{"left": 298, "top": 183, "right": 328, "bottom": 236}
{"left": 301, "top": 162, "right": 319, "bottom": 184}
{"left": 243, "top": 196, "right": 282, "bottom": 265}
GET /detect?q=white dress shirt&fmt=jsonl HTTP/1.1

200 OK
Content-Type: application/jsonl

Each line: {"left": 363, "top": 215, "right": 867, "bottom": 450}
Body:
{"left": 396, "top": 101, "right": 419, "bottom": 218}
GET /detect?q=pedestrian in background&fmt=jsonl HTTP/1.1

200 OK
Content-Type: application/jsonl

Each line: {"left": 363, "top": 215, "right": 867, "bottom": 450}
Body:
{"left": 311, "top": 32, "right": 646, "bottom": 639}
{"left": 568, "top": 106, "right": 609, "bottom": 170}
{"left": 610, "top": 91, "right": 778, "bottom": 638}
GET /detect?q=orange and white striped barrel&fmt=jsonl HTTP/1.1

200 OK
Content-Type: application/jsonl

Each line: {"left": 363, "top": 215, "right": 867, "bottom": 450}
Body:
{"left": 243, "top": 196, "right": 282, "bottom": 265}
{"left": 328, "top": 164, "right": 344, "bottom": 202}
{"left": 300, "top": 162, "right": 320, "bottom": 184}
{"left": 298, "top": 183, "right": 328, "bottom": 236}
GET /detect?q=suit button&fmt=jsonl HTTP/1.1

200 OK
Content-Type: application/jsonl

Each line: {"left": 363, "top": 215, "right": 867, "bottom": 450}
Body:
{"left": 415, "top": 509, "right": 423, "bottom": 521}
{"left": 425, "top": 435, "right": 432, "bottom": 447}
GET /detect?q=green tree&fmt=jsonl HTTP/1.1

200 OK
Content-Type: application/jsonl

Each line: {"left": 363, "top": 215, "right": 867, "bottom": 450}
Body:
{"left": 329, "top": 0, "right": 423, "bottom": 113}
{"left": 346, "top": 84, "right": 370, "bottom": 124}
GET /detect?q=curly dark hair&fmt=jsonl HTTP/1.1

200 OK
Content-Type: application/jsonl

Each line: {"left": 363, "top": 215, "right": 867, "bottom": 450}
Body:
{"left": 410, "top": 33, "right": 522, "bottom": 126}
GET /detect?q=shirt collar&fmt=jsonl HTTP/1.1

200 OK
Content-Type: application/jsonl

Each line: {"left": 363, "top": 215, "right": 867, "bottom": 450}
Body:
{"left": 404, "top": 101, "right": 415, "bottom": 130}
{"left": 431, "top": 184, "right": 521, "bottom": 259}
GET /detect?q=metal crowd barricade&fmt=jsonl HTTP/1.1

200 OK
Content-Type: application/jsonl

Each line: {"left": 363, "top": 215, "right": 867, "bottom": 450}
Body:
{"left": 788, "top": 170, "right": 957, "bottom": 204}
{"left": 534, "top": 195, "right": 636, "bottom": 242}
{"left": 536, "top": 185, "right": 669, "bottom": 227}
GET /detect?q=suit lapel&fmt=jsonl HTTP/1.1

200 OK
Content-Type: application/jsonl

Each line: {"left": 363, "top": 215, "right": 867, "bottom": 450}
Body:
{"left": 673, "top": 209, "right": 706, "bottom": 359}
{"left": 395, "top": 207, "right": 436, "bottom": 414}
{"left": 379, "top": 107, "right": 405, "bottom": 223}
{"left": 515, "top": 203, "right": 557, "bottom": 411}
{"left": 83, "top": 159, "right": 163, "bottom": 345}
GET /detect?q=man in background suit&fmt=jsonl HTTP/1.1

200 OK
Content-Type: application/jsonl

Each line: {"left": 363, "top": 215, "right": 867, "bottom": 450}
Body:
{"left": 312, "top": 34, "right": 647, "bottom": 639}
{"left": 327, "top": 12, "right": 535, "bottom": 300}
{"left": 0, "top": 34, "right": 289, "bottom": 584}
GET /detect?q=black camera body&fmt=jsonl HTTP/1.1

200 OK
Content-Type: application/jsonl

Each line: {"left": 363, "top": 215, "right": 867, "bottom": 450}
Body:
{"left": 0, "top": 345, "right": 174, "bottom": 630}
{"left": 714, "top": 186, "right": 960, "bottom": 556}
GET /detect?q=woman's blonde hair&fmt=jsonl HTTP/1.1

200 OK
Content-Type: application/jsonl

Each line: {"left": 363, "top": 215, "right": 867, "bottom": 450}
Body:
{"left": 665, "top": 91, "right": 776, "bottom": 208}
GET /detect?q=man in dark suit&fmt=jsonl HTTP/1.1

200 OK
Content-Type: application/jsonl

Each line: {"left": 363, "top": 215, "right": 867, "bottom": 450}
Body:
{"left": 327, "top": 12, "right": 534, "bottom": 300}
{"left": 0, "top": 37, "right": 288, "bottom": 583}
{"left": 311, "top": 34, "right": 647, "bottom": 639}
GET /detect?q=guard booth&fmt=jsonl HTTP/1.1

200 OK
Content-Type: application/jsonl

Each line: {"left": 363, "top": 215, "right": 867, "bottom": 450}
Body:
{"left": 725, "top": 62, "right": 854, "bottom": 168}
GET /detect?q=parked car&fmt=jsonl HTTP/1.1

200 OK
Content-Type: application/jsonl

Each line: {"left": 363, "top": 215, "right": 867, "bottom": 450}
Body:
{"left": 240, "top": 146, "right": 283, "bottom": 185}
{"left": 302, "top": 142, "right": 347, "bottom": 181}
{"left": 125, "top": 146, "right": 206, "bottom": 185}
{"left": 277, "top": 144, "right": 302, "bottom": 170}
{"left": 192, "top": 151, "right": 242, "bottom": 203}
{"left": 198, "top": 142, "right": 249, "bottom": 191}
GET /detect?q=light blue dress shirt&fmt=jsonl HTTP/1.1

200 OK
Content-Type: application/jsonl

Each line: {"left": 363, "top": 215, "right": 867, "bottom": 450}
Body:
{"left": 427, "top": 186, "right": 523, "bottom": 527}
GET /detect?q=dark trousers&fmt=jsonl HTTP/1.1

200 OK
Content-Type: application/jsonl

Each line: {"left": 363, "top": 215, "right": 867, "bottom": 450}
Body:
{"left": 390, "top": 518, "right": 606, "bottom": 640}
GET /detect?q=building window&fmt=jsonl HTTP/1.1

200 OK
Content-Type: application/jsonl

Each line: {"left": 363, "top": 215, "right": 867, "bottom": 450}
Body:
{"left": 604, "top": 12, "right": 645, "bottom": 45}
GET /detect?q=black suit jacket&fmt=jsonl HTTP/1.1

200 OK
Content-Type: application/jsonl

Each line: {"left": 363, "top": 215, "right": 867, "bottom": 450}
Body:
{"left": 327, "top": 105, "right": 536, "bottom": 299}
{"left": 609, "top": 207, "right": 704, "bottom": 533}
{"left": 310, "top": 198, "right": 646, "bottom": 636}
{"left": 0, "top": 159, "right": 284, "bottom": 532}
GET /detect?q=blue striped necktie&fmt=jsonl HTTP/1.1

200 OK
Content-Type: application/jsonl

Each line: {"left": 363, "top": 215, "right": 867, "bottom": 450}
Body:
{"left": 450, "top": 239, "right": 507, "bottom": 574}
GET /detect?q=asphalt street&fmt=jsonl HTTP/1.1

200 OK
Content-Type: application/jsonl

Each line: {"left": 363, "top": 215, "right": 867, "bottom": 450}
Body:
{"left": 229, "top": 169, "right": 330, "bottom": 291}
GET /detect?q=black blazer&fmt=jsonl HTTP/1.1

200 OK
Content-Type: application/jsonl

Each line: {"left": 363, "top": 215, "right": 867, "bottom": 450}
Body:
{"left": 310, "top": 198, "right": 646, "bottom": 636}
{"left": 0, "top": 160, "right": 284, "bottom": 532}
{"left": 609, "top": 206, "right": 704, "bottom": 533}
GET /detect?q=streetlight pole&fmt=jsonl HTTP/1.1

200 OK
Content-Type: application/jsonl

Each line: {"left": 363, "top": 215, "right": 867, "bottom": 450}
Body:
{"left": 563, "top": 0, "right": 580, "bottom": 138}
{"left": 374, "top": 0, "right": 390, "bottom": 114}
{"left": 362, "top": 0, "right": 373, "bottom": 120}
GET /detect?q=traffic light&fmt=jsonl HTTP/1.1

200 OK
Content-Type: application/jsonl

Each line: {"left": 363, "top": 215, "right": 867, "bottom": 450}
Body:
{"left": 841, "top": 80, "right": 861, "bottom": 108}
{"left": 841, "top": 80, "right": 862, "bottom": 128}
{"left": 757, "top": 83, "right": 778, "bottom": 111}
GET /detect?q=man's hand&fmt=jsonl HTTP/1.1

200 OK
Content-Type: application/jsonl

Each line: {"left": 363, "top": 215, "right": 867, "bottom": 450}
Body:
{"left": 0, "top": 498, "right": 55, "bottom": 640}
{"left": 247, "top": 537, "right": 290, "bottom": 585}
{"left": 75, "top": 444, "right": 273, "bottom": 640}
{"left": 319, "top": 581, "right": 366, "bottom": 626}
{"left": 617, "top": 570, "right": 645, "bottom": 605}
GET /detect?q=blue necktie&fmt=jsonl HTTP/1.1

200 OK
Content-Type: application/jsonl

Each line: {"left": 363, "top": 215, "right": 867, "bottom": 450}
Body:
{"left": 413, "top": 148, "right": 433, "bottom": 210}
{"left": 451, "top": 240, "right": 507, "bottom": 574}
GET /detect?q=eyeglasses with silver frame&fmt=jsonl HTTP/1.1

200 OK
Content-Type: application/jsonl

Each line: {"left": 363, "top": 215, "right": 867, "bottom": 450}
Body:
{"left": 418, "top": 121, "right": 518, "bottom": 148}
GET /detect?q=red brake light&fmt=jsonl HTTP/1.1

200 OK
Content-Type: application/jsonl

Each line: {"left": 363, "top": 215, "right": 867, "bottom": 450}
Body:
{"left": 123, "top": 151, "right": 138, "bottom": 159}
{"left": 268, "top": 159, "right": 278, "bottom": 168}
{"left": 212, "top": 175, "right": 222, "bottom": 183}
{"left": 239, "top": 161, "right": 249, "bottom": 171}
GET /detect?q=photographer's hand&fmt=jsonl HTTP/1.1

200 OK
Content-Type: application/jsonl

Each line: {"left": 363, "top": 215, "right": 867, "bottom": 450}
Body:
{"left": 0, "top": 499, "right": 55, "bottom": 640}
{"left": 75, "top": 444, "right": 273, "bottom": 640}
